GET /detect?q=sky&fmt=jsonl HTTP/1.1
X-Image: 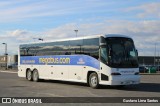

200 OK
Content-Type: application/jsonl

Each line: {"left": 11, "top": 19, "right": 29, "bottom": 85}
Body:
{"left": 0, "top": 0, "right": 160, "bottom": 56}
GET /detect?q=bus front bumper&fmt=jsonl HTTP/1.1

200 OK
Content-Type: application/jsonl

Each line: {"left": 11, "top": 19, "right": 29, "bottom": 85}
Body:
{"left": 99, "top": 75, "right": 140, "bottom": 85}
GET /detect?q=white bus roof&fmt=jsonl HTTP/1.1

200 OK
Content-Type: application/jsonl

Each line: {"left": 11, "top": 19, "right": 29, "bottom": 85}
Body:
{"left": 20, "top": 34, "right": 132, "bottom": 45}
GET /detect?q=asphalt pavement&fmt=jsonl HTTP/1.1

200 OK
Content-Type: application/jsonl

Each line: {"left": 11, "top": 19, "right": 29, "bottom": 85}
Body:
{"left": 0, "top": 70, "right": 160, "bottom": 106}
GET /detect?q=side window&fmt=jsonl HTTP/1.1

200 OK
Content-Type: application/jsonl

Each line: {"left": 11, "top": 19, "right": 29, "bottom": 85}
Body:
{"left": 54, "top": 41, "right": 69, "bottom": 55}
{"left": 100, "top": 47, "right": 108, "bottom": 64}
{"left": 20, "top": 44, "right": 37, "bottom": 56}
{"left": 100, "top": 36, "right": 106, "bottom": 44}
{"left": 83, "top": 38, "right": 99, "bottom": 59}
{"left": 35, "top": 43, "right": 47, "bottom": 56}
{"left": 20, "top": 45, "right": 27, "bottom": 56}
{"left": 69, "top": 40, "right": 83, "bottom": 55}
{"left": 45, "top": 42, "right": 58, "bottom": 55}
{"left": 37, "top": 41, "right": 69, "bottom": 56}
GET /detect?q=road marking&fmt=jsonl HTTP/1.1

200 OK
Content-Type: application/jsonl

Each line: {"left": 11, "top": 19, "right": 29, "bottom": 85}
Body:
{"left": 0, "top": 71, "right": 17, "bottom": 74}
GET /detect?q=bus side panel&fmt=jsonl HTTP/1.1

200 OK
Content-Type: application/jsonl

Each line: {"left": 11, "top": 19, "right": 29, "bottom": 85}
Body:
{"left": 68, "top": 66, "right": 83, "bottom": 81}
{"left": 38, "top": 65, "right": 69, "bottom": 80}
{"left": 82, "top": 66, "right": 100, "bottom": 82}
{"left": 54, "top": 65, "right": 68, "bottom": 80}
{"left": 18, "top": 65, "right": 26, "bottom": 78}
{"left": 38, "top": 65, "right": 52, "bottom": 79}
{"left": 99, "top": 62, "right": 112, "bottom": 85}
{"left": 18, "top": 48, "right": 26, "bottom": 78}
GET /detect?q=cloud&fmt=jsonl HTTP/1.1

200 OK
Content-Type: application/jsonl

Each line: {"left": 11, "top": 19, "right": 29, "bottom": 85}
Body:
{"left": 0, "top": 1, "right": 159, "bottom": 56}
{"left": 7, "top": 29, "right": 29, "bottom": 37}
{"left": 0, "top": 0, "right": 120, "bottom": 22}
{"left": 5, "top": 29, "right": 39, "bottom": 43}
{"left": 0, "top": 29, "right": 43, "bottom": 55}
{"left": 0, "top": 1, "right": 52, "bottom": 22}
{"left": 126, "top": 2, "right": 160, "bottom": 18}
{"left": 44, "top": 23, "right": 77, "bottom": 39}
{"left": 43, "top": 20, "right": 160, "bottom": 56}
{"left": 1, "top": 19, "right": 160, "bottom": 56}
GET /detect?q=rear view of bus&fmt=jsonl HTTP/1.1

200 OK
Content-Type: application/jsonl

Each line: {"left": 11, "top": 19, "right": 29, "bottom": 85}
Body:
{"left": 99, "top": 34, "right": 140, "bottom": 87}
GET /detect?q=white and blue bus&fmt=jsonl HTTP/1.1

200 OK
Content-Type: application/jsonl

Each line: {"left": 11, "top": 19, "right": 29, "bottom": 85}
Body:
{"left": 18, "top": 34, "right": 140, "bottom": 88}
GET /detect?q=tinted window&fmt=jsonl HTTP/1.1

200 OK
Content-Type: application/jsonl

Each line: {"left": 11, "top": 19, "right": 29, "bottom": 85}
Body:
{"left": 69, "top": 40, "right": 83, "bottom": 55}
{"left": 20, "top": 41, "right": 69, "bottom": 56}
{"left": 20, "top": 44, "right": 38, "bottom": 56}
{"left": 106, "top": 37, "right": 138, "bottom": 68}
{"left": 83, "top": 38, "right": 99, "bottom": 59}
{"left": 100, "top": 46, "right": 108, "bottom": 64}
{"left": 20, "top": 38, "right": 100, "bottom": 59}
{"left": 37, "top": 41, "right": 69, "bottom": 56}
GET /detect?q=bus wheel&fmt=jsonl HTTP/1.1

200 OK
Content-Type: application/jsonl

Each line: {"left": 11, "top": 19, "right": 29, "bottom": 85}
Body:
{"left": 89, "top": 72, "right": 99, "bottom": 89}
{"left": 26, "top": 69, "right": 33, "bottom": 81}
{"left": 33, "top": 70, "right": 39, "bottom": 82}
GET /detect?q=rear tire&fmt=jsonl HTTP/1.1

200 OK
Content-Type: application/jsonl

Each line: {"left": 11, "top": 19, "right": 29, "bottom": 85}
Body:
{"left": 89, "top": 72, "right": 99, "bottom": 89}
{"left": 26, "top": 69, "right": 33, "bottom": 81}
{"left": 33, "top": 70, "right": 39, "bottom": 82}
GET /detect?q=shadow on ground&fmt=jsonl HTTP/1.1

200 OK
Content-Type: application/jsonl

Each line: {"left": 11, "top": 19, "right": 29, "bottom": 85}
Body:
{"left": 100, "top": 83, "right": 160, "bottom": 93}
{"left": 33, "top": 79, "right": 160, "bottom": 93}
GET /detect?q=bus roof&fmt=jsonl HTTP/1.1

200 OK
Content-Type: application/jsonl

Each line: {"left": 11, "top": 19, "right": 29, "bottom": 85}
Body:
{"left": 20, "top": 34, "right": 132, "bottom": 45}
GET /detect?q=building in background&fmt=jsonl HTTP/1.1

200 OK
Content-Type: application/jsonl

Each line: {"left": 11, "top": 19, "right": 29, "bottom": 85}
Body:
{"left": 0, "top": 55, "right": 18, "bottom": 69}
{"left": 138, "top": 56, "right": 160, "bottom": 66}
{"left": 0, "top": 56, "right": 6, "bottom": 67}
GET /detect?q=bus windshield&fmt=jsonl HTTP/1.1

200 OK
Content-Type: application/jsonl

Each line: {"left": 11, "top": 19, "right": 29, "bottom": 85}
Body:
{"left": 106, "top": 37, "right": 138, "bottom": 68}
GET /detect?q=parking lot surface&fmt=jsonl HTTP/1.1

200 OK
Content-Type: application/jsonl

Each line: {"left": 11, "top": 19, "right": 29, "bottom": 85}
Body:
{"left": 0, "top": 71, "right": 160, "bottom": 105}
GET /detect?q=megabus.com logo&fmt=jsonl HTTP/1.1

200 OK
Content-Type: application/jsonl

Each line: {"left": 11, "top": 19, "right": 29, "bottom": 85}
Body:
{"left": 39, "top": 57, "right": 70, "bottom": 65}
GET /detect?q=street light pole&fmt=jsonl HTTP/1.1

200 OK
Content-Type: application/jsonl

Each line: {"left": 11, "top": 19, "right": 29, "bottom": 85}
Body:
{"left": 38, "top": 38, "right": 44, "bottom": 41}
{"left": 158, "top": 51, "right": 160, "bottom": 71}
{"left": 2, "top": 43, "right": 8, "bottom": 70}
{"left": 74, "top": 30, "right": 78, "bottom": 37}
{"left": 154, "top": 43, "right": 157, "bottom": 66}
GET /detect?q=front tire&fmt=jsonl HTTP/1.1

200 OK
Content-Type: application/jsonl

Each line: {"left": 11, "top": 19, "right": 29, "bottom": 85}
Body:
{"left": 26, "top": 69, "right": 33, "bottom": 81}
{"left": 33, "top": 70, "right": 39, "bottom": 82}
{"left": 89, "top": 72, "right": 99, "bottom": 89}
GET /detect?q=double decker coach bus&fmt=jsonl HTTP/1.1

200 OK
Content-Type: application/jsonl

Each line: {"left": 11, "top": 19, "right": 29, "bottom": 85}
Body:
{"left": 18, "top": 34, "right": 140, "bottom": 88}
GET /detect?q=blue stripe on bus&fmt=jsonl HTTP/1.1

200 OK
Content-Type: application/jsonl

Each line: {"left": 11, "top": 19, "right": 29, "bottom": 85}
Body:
{"left": 20, "top": 55, "right": 100, "bottom": 70}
